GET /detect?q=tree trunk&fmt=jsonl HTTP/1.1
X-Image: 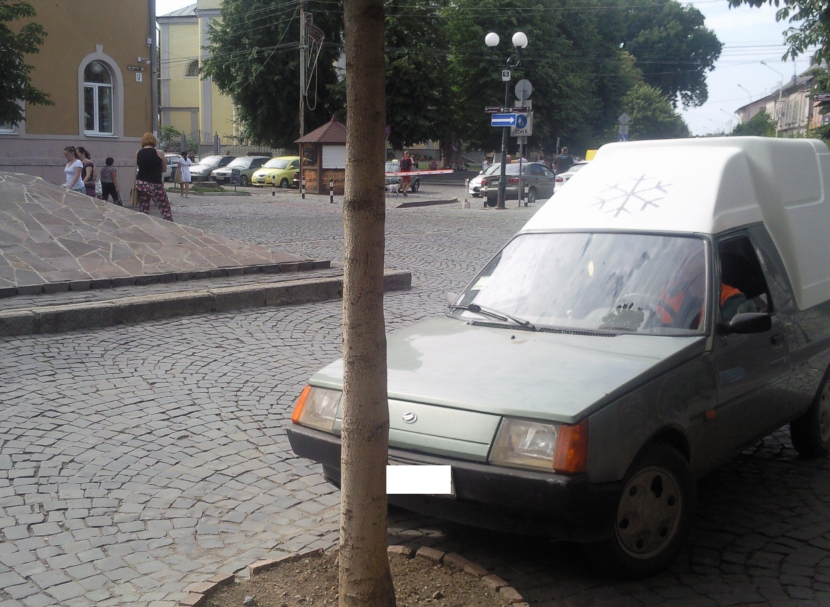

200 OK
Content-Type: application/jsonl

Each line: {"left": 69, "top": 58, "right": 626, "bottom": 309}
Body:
{"left": 339, "top": 0, "right": 394, "bottom": 603}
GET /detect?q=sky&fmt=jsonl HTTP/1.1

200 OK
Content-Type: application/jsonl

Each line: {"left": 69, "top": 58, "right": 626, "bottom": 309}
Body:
{"left": 157, "top": 0, "right": 809, "bottom": 136}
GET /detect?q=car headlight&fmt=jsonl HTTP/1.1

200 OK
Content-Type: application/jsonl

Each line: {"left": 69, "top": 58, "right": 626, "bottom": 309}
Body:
{"left": 291, "top": 386, "right": 341, "bottom": 432}
{"left": 489, "top": 417, "right": 588, "bottom": 474}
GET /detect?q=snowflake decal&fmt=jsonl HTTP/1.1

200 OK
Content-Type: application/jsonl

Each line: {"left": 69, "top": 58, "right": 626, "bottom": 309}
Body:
{"left": 592, "top": 175, "right": 671, "bottom": 217}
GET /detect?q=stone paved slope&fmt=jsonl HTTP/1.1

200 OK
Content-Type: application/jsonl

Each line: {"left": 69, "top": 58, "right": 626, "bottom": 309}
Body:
{"left": 0, "top": 173, "right": 301, "bottom": 295}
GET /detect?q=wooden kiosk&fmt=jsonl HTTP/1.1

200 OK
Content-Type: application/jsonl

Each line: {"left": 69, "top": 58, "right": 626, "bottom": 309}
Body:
{"left": 296, "top": 116, "right": 347, "bottom": 195}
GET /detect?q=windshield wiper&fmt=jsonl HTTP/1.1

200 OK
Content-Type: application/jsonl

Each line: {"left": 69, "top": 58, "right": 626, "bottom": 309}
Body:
{"left": 449, "top": 303, "right": 536, "bottom": 331}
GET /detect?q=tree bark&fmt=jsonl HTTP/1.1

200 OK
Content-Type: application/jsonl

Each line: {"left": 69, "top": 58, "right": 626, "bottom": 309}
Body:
{"left": 339, "top": 0, "right": 394, "bottom": 603}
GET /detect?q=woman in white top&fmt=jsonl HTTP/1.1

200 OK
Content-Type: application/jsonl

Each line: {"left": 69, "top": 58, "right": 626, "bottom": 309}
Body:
{"left": 178, "top": 150, "right": 192, "bottom": 198}
{"left": 63, "top": 146, "right": 85, "bottom": 193}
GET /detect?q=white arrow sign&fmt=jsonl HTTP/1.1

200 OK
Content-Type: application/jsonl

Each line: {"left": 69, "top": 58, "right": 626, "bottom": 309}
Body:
{"left": 491, "top": 113, "right": 517, "bottom": 127}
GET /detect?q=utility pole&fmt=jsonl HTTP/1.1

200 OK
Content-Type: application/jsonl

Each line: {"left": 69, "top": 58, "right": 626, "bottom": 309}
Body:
{"left": 299, "top": 0, "right": 306, "bottom": 138}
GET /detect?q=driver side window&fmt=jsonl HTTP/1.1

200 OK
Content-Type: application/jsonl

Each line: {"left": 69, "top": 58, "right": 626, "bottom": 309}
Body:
{"left": 717, "top": 235, "right": 771, "bottom": 322}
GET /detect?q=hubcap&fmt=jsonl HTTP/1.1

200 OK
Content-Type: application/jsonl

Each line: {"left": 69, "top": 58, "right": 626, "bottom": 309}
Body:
{"left": 616, "top": 466, "right": 682, "bottom": 559}
{"left": 819, "top": 384, "right": 830, "bottom": 443}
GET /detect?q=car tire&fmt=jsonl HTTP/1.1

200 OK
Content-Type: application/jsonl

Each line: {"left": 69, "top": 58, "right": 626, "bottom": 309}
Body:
{"left": 240, "top": 175, "right": 249, "bottom": 187}
{"left": 581, "top": 443, "right": 695, "bottom": 578}
{"left": 280, "top": 178, "right": 290, "bottom": 189}
{"left": 527, "top": 188, "right": 537, "bottom": 205}
{"left": 411, "top": 179, "right": 420, "bottom": 193}
{"left": 485, "top": 195, "right": 497, "bottom": 208}
{"left": 790, "top": 375, "right": 830, "bottom": 457}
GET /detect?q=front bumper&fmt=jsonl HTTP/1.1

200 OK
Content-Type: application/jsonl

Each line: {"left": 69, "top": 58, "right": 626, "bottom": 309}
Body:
{"left": 287, "top": 424, "right": 619, "bottom": 541}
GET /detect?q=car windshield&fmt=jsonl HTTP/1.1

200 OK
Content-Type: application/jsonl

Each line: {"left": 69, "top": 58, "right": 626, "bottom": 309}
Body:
{"left": 227, "top": 158, "right": 255, "bottom": 168}
{"left": 483, "top": 164, "right": 500, "bottom": 175}
{"left": 265, "top": 158, "right": 291, "bottom": 169}
{"left": 385, "top": 162, "right": 399, "bottom": 172}
{"left": 452, "top": 233, "right": 708, "bottom": 335}
{"left": 196, "top": 156, "right": 223, "bottom": 167}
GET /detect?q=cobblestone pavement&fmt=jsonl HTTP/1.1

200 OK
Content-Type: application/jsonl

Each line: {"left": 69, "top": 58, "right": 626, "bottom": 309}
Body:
{"left": 1, "top": 195, "right": 829, "bottom": 606}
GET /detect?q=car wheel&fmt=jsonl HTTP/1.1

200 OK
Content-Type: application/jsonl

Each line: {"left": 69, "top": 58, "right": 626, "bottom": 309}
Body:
{"left": 240, "top": 175, "right": 249, "bottom": 187}
{"left": 527, "top": 187, "right": 537, "bottom": 205}
{"left": 280, "top": 178, "right": 290, "bottom": 189}
{"left": 581, "top": 443, "right": 695, "bottom": 578}
{"left": 411, "top": 179, "right": 420, "bottom": 193}
{"left": 790, "top": 375, "right": 830, "bottom": 457}
{"left": 484, "top": 194, "right": 497, "bottom": 207}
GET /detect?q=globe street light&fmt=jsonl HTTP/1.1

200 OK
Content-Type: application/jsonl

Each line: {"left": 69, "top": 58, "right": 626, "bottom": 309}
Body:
{"left": 485, "top": 31, "right": 527, "bottom": 210}
{"left": 760, "top": 61, "right": 784, "bottom": 137}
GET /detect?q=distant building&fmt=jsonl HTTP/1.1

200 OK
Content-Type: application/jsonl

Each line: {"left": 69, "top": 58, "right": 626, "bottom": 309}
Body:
{"left": 0, "top": 0, "right": 156, "bottom": 190}
{"left": 158, "top": 1, "right": 237, "bottom": 147}
{"left": 735, "top": 72, "right": 817, "bottom": 137}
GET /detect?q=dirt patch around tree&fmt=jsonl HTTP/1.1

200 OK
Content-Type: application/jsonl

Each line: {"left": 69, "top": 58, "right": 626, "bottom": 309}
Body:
{"left": 206, "top": 550, "right": 511, "bottom": 607}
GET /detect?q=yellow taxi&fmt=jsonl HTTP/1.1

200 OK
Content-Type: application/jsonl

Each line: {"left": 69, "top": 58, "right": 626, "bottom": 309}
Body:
{"left": 251, "top": 156, "right": 301, "bottom": 188}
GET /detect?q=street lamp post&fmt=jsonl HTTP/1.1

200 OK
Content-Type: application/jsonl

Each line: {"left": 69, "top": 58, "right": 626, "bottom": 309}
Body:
{"left": 485, "top": 31, "right": 527, "bottom": 210}
{"left": 760, "top": 61, "right": 784, "bottom": 137}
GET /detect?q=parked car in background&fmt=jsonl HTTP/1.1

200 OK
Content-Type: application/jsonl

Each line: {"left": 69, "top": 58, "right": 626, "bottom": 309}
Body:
{"left": 385, "top": 160, "right": 420, "bottom": 193}
{"left": 482, "top": 162, "right": 555, "bottom": 206}
{"left": 288, "top": 137, "right": 830, "bottom": 578}
{"left": 468, "top": 163, "right": 501, "bottom": 197}
{"left": 252, "top": 156, "right": 301, "bottom": 188}
{"left": 210, "top": 156, "right": 270, "bottom": 186}
{"left": 555, "top": 160, "right": 589, "bottom": 191}
{"left": 162, "top": 154, "right": 180, "bottom": 182}
{"left": 189, "top": 155, "right": 236, "bottom": 183}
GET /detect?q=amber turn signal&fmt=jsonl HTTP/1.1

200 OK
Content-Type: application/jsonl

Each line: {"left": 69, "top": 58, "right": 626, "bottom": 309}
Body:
{"left": 291, "top": 385, "right": 312, "bottom": 424}
{"left": 553, "top": 419, "right": 589, "bottom": 474}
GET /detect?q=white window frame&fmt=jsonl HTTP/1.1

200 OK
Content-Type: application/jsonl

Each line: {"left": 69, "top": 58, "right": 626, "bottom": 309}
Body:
{"left": 83, "top": 63, "right": 114, "bottom": 136}
{"left": 185, "top": 60, "right": 199, "bottom": 78}
{"left": 77, "top": 46, "right": 124, "bottom": 138}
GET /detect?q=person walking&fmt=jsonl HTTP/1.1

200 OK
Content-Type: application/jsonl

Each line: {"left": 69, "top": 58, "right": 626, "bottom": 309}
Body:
{"left": 76, "top": 146, "right": 96, "bottom": 197}
{"left": 62, "top": 146, "right": 86, "bottom": 194}
{"left": 553, "top": 146, "right": 575, "bottom": 175}
{"left": 178, "top": 150, "right": 192, "bottom": 198}
{"left": 134, "top": 132, "right": 173, "bottom": 221}
{"left": 399, "top": 151, "right": 413, "bottom": 196}
{"left": 100, "top": 157, "right": 121, "bottom": 206}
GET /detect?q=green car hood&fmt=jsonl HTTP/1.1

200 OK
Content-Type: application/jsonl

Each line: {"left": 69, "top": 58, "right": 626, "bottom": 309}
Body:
{"left": 310, "top": 316, "right": 706, "bottom": 424}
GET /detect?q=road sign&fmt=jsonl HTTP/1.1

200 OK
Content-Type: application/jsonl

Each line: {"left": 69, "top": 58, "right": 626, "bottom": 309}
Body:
{"left": 515, "top": 79, "right": 532, "bottom": 101}
{"left": 619, "top": 123, "right": 629, "bottom": 137}
{"left": 517, "top": 136, "right": 528, "bottom": 145}
{"left": 484, "top": 106, "right": 503, "bottom": 113}
{"left": 492, "top": 113, "right": 517, "bottom": 127}
{"left": 502, "top": 70, "right": 511, "bottom": 82}
{"left": 511, "top": 112, "right": 533, "bottom": 137}
{"left": 515, "top": 100, "right": 532, "bottom": 110}
{"left": 618, "top": 113, "right": 630, "bottom": 125}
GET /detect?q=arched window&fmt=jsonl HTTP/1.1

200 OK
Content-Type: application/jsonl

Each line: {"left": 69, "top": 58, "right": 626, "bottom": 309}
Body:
{"left": 185, "top": 60, "right": 199, "bottom": 78}
{"left": 83, "top": 61, "right": 113, "bottom": 134}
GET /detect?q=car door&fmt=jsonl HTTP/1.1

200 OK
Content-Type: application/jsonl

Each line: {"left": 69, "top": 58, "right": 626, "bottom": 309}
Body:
{"left": 536, "top": 164, "right": 555, "bottom": 198}
{"left": 711, "top": 232, "right": 792, "bottom": 456}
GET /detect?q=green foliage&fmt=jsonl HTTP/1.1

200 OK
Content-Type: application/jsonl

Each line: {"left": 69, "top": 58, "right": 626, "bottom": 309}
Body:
{"left": 732, "top": 108, "right": 776, "bottom": 136}
{"left": 620, "top": 83, "right": 690, "bottom": 140}
{"left": 727, "top": 0, "right": 830, "bottom": 64}
{"left": 0, "top": 0, "right": 52, "bottom": 126}
{"left": 620, "top": 0, "right": 722, "bottom": 108}
{"left": 202, "top": 0, "right": 344, "bottom": 149}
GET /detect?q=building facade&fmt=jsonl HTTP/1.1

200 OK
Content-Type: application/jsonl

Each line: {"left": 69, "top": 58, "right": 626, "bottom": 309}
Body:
{"left": 158, "top": 1, "right": 236, "bottom": 148}
{"left": 0, "top": 0, "right": 156, "bottom": 190}
{"left": 735, "top": 72, "right": 818, "bottom": 137}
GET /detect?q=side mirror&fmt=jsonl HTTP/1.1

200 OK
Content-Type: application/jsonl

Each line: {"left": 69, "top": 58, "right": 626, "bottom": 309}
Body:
{"left": 446, "top": 291, "right": 458, "bottom": 306}
{"left": 719, "top": 313, "right": 772, "bottom": 335}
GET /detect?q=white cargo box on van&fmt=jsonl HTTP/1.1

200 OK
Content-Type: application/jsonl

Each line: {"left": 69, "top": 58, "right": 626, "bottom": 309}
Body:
{"left": 525, "top": 137, "right": 830, "bottom": 311}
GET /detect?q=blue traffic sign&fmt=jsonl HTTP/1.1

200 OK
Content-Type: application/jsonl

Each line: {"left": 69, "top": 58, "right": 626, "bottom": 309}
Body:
{"left": 516, "top": 114, "right": 528, "bottom": 129}
{"left": 491, "top": 113, "right": 517, "bottom": 127}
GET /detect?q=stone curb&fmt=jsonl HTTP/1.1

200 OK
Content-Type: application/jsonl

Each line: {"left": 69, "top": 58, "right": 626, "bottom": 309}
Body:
{"left": 177, "top": 544, "right": 526, "bottom": 607}
{"left": 395, "top": 197, "right": 459, "bottom": 209}
{"left": 0, "top": 269, "right": 412, "bottom": 337}
{"left": 0, "top": 260, "right": 329, "bottom": 299}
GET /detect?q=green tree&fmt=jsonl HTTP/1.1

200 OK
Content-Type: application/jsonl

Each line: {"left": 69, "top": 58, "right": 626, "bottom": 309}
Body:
{"left": 621, "top": 0, "right": 722, "bottom": 108}
{"left": 807, "top": 65, "right": 830, "bottom": 140}
{"left": 202, "top": 0, "right": 344, "bottom": 149}
{"left": 732, "top": 107, "right": 776, "bottom": 136}
{"left": 0, "top": 0, "right": 52, "bottom": 126}
{"left": 727, "top": 0, "right": 830, "bottom": 64}
{"left": 621, "top": 83, "right": 690, "bottom": 140}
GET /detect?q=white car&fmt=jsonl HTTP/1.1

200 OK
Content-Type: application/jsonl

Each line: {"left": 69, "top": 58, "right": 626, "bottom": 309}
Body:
{"left": 468, "top": 164, "right": 501, "bottom": 197}
{"left": 554, "top": 161, "right": 589, "bottom": 191}
{"left": 162, "top": 154, "right": 180, "bottom": 182}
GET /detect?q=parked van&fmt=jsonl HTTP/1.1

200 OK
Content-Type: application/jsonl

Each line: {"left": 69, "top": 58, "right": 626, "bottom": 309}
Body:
{"left": 289, "top": 137, "right": 830, "bottom": 577}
